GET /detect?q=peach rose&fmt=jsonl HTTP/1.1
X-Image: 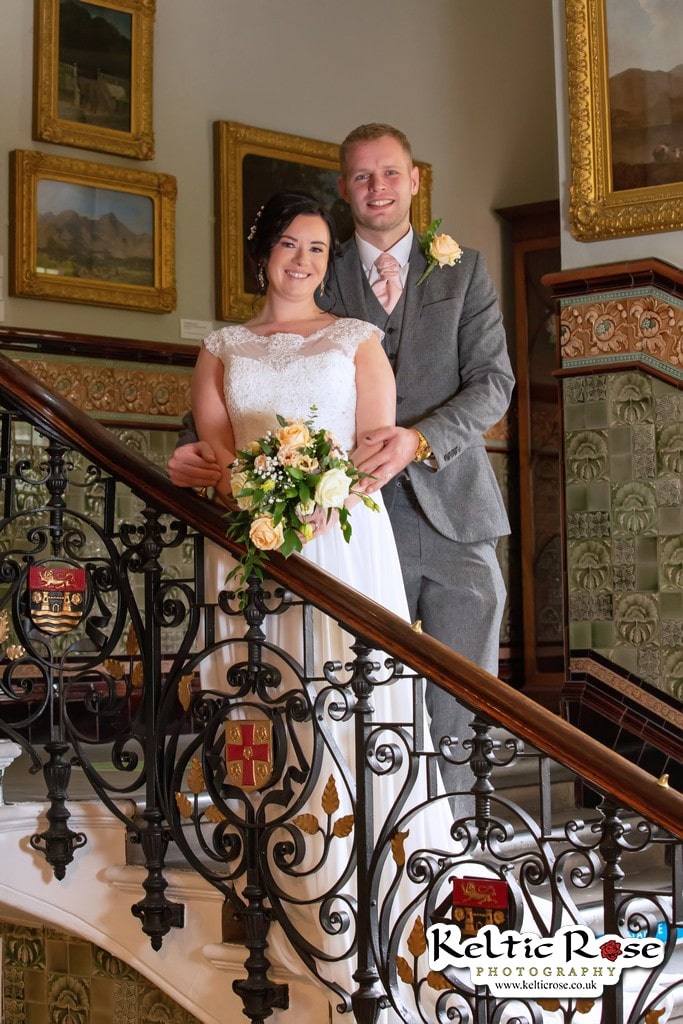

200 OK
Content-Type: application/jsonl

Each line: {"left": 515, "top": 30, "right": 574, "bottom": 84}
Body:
{"left": 279, "top": 446, "right": 319, "bottom": 472}
{"left": 249, "top": 515, "right": 284, "bottom": 551}
{"left": 275, "top": 420, "right": 310, "bottom": 448}
{"left": 429, "top": 233, "right": 462, "bottom": 268}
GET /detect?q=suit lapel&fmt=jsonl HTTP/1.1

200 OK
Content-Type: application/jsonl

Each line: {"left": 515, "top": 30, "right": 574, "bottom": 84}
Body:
{"left": 392, "top": 233, "right": 428, "bottom": 372}
{"left": 334, "top": 241, "right": 369, "bottom": 320}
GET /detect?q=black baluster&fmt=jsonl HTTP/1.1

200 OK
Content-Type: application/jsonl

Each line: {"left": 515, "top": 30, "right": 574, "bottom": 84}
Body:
{"left": 30, "top": 739, "right": 86, "bottom": 879}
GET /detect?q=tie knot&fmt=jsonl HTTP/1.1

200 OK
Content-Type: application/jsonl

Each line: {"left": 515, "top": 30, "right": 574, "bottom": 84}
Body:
{"left": 374, "top": 252, "right": 401, "bottom": 279}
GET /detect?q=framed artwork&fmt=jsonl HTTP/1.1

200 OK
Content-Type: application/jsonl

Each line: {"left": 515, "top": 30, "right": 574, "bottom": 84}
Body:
{"left": 213, "top": 120, "right": 433, "bottom": 322}
{"left": 565, "top": 0, "right": 683, "bottom": 240}
{"left": 9, "top": 150, "right": 176, "bottom": 313}
{"left": 33, "top": 0, "right": 155, "bottom": 160}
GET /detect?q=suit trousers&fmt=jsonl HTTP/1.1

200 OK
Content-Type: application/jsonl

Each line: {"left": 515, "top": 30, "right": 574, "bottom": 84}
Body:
{"left": 384, "top": 473, "right": 507, "bottom": 809}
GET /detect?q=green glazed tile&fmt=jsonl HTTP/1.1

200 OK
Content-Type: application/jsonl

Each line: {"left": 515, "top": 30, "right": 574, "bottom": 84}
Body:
{"left": 585, "top": 402, "right": 609, "bottom": 429}
{"left": 611, "top": 644, "right": 639, "bottom": 674}
{"left": 23, "top": 971, "right": 47, "bottom": 1003}
{"left": 67, "top": 943, "right": 91, "bottom": 978}
{"left": 592, "top": 621, "right": 615, "bottom": 647}
{"left": 568, "top": 621, "right": 592, "bottom": 648}
{"left": 609, "top": 452, "right": 633, "bottom": 482}
{"left": 635, "top": 563, "right": 659, "bottom": 591}
{"left": 635, "top": 535, "right": 659, "bottom": 562}
{"left": 658, "top": 506, "right": 683, "bottom": 535}
{"left": 608, "top": 425, "right": 633, "bottom": 454}
{"left": 586, "top": 481, "right": 611, "bottom": 511}
{"left": 660, "top": 592, "right": 683, "bottom": 619}
{"left": 566, "top": 484, "right": 588, "bottom": 512}
{"left": 564, "top": 406, "right": 587, "bottom": 431}
{"left": 25, "top": 1006, "right": 49, "bottom": 1024}
{"left": 45, "top": 941, "right": 68, "bottom": 974}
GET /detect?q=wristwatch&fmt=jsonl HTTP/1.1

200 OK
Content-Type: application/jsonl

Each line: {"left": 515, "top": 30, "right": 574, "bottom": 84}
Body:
{"left": 413, "top": 429, "right": 432, "bottom": 463}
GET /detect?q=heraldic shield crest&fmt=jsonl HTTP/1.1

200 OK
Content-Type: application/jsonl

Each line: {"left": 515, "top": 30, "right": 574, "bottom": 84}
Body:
{"left": 225, "top": 720, "right": 273, "bottom": 791}
{"left": 29, "top": 563, "right": 86, "bottom": 635}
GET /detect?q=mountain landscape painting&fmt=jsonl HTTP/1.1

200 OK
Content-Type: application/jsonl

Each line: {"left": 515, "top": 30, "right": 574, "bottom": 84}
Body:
{"left": 36, "top": 179, "right": 154, "bottom": 285}
{"left": 606, "top": 0, "right": 683, "bottom": 191}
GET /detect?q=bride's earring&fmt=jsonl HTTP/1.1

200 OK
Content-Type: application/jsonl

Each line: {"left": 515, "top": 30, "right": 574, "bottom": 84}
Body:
{"left": 319, "top": 278, "right": 325, "bottom": 298}
{"left": 257, "top": 265, "right": 265, "bottom": 291}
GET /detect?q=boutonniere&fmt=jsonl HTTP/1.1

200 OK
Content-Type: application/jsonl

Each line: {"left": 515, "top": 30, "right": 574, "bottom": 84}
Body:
{"left": 416, "top": 218, "right": 463, "bottom": 285}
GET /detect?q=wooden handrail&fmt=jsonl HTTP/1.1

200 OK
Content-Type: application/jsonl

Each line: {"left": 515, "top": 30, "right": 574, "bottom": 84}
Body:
{"left": 2, "top": 350, "right": 682, "bottom": 838}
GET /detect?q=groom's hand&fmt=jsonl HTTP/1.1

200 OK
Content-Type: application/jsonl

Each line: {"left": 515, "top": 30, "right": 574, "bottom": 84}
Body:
{"left": 168, "top": 441, "right": 222, "bottom": 489}
{"left": 353, "top": 426, "right": 420, "bottom": 493}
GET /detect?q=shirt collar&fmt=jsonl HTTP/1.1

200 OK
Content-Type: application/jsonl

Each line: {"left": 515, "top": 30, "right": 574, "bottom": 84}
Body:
{"left": 356, "top": 227, "right": 414, "bottom": 276}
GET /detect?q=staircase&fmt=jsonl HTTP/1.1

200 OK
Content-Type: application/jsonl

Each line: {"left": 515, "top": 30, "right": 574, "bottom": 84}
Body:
{"left": 2, "top": 730, "right": 681, "bottom": 1024}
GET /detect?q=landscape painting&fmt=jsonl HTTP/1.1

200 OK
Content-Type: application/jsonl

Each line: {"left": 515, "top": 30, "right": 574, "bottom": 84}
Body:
{"left": 57, "top": 0, "right": 133, "bottom": 132}
{"left": 36, "top": 179, "right": 154, "bottom": 285}
{"left": 606, "top": 0, "right": 683, "bottom": 191}
{"left": 10, "top": 150, "right": 176, "bottom": 312}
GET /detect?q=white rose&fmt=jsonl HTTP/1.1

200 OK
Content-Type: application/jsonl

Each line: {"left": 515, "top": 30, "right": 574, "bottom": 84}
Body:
{"left": 429, "top": 233, "right": 462, "bottom": 267}
{"left": 314, "top": 467, "right": 351, "bottom": 508}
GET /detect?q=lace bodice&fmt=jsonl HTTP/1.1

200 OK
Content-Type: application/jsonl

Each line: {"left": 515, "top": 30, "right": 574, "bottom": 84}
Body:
{"left": 203, "top": 318, "right": 380, "bottom": 453}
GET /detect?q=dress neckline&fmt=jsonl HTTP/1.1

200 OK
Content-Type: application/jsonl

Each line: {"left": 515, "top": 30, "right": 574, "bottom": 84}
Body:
{"left": 239, "top": 317, "right": 338, "bottom": 342}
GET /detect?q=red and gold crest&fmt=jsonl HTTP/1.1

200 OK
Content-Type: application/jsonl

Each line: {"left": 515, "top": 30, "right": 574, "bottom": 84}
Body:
{"left": 225, "top": 720, "right": 273, "bottom": 791}
{"left": 451, "top": 876, "right": 510, "bottom": 936}
{"left": 29, "top": 565, "right": 86, "bottom": 635}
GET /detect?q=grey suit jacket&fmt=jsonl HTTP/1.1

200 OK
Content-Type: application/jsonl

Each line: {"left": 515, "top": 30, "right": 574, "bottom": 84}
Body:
{"left": 329, "top": 234, "right": 514, "bottom": 544}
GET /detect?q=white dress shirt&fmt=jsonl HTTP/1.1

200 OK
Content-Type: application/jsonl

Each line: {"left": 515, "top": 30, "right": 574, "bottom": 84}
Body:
{"left": 356, "top": 228, "right": 414, "bottom": 288}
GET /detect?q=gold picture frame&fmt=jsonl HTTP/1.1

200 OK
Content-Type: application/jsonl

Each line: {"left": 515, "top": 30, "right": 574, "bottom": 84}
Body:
{"left": 10, "top": 150, "right": 176, "bottom": 313}
{"left": 33, "top": 0, "right": 155, "bottom": 160}
{"left": 214, "top": 120, "right": 432, "bottom": 322}
{"left": 566, "top": 0, "right": 683, "bottom": 241}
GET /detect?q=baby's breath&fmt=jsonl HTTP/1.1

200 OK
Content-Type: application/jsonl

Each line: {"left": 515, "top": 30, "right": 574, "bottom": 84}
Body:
{"left": 225, "top": 411, "right": 379, "bottom": 593}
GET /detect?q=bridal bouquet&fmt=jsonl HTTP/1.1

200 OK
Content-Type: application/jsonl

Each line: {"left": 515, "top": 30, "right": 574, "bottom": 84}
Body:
{"left": 225, "top": 413, "right": 379, "bottom": 588}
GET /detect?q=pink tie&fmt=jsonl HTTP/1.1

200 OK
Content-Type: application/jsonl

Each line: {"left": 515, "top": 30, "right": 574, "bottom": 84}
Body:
{"left": 372, "top": 253, "right": 403, "bottom": 313}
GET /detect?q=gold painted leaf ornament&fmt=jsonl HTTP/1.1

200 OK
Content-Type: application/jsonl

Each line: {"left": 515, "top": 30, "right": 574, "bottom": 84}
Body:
{"left": 187, "top": 756, "right": 205, "bottom": 794}
{"left": 395, "top": 955, "right": 414, "bottom": 984}
{"left": 175, "top": 792, "right": 192, "bottom": 819}
{"left": 332, "top": 814, "right": 354, "bottom": 838}
{"left": 322, "top": 775, "right": 340, "bottom": 815}
{"left": 178, "top": 673, "right": 193, "bottom": 711}
{"left": 427, "top": 971, "right": 452, "bottom": 992}
{"left": 407, "top": 917, "right": 427, "bottom": 958}
{"left": 293, "top": 813, "right": 320, "bottom": 835}
{"left": 391, "top": 830, "right": 410, "bottom": 866}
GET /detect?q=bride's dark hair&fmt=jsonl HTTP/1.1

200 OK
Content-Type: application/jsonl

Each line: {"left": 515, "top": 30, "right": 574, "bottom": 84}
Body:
{"left": 246, "top": 190, "right": 339, "bottom": 295}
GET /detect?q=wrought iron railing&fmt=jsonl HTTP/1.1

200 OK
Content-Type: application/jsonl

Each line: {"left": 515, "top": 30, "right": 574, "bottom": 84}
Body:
{"left": 1, "top": 352, "right": 682, "bottom": 1024}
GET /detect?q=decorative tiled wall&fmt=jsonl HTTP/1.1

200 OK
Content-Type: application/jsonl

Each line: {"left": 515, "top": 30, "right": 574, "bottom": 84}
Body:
{"left": 560, "top": 281, "right": 683, "bottom": 702}
{"left": 0, "top": 921, "right": 203, "bottom": 1024}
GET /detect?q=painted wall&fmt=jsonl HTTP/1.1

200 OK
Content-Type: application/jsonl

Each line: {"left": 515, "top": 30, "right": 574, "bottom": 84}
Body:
{"left": 0, "top": 0, "right": 558, "bottom": 345}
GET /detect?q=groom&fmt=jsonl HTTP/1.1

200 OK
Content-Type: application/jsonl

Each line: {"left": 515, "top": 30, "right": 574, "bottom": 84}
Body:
{"left": 168, "top": 122, "right": 514, "bottom": 799}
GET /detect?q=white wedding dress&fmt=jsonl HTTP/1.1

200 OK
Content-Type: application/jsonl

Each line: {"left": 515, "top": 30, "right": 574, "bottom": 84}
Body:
{"left": 200, "top": 319, "right": 453, "bottom": 1022}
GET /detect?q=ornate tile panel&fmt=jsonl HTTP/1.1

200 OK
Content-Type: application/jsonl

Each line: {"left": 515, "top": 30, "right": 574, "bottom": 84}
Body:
{"left": 0, "top": 922, "right": 202, "bottom": 1024}
{"left": 564, "top": 363, "right": 683, "bottom": 700}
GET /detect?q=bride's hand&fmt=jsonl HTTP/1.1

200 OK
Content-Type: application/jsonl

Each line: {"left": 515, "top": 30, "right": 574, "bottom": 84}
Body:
{"left": 299, "top": 506, "right": 339, "bottom": 541}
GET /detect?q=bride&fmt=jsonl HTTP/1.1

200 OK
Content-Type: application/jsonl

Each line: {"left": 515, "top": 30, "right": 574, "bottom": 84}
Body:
{"left": 191, "top": 191, "right": 453, "bottom": 1021}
